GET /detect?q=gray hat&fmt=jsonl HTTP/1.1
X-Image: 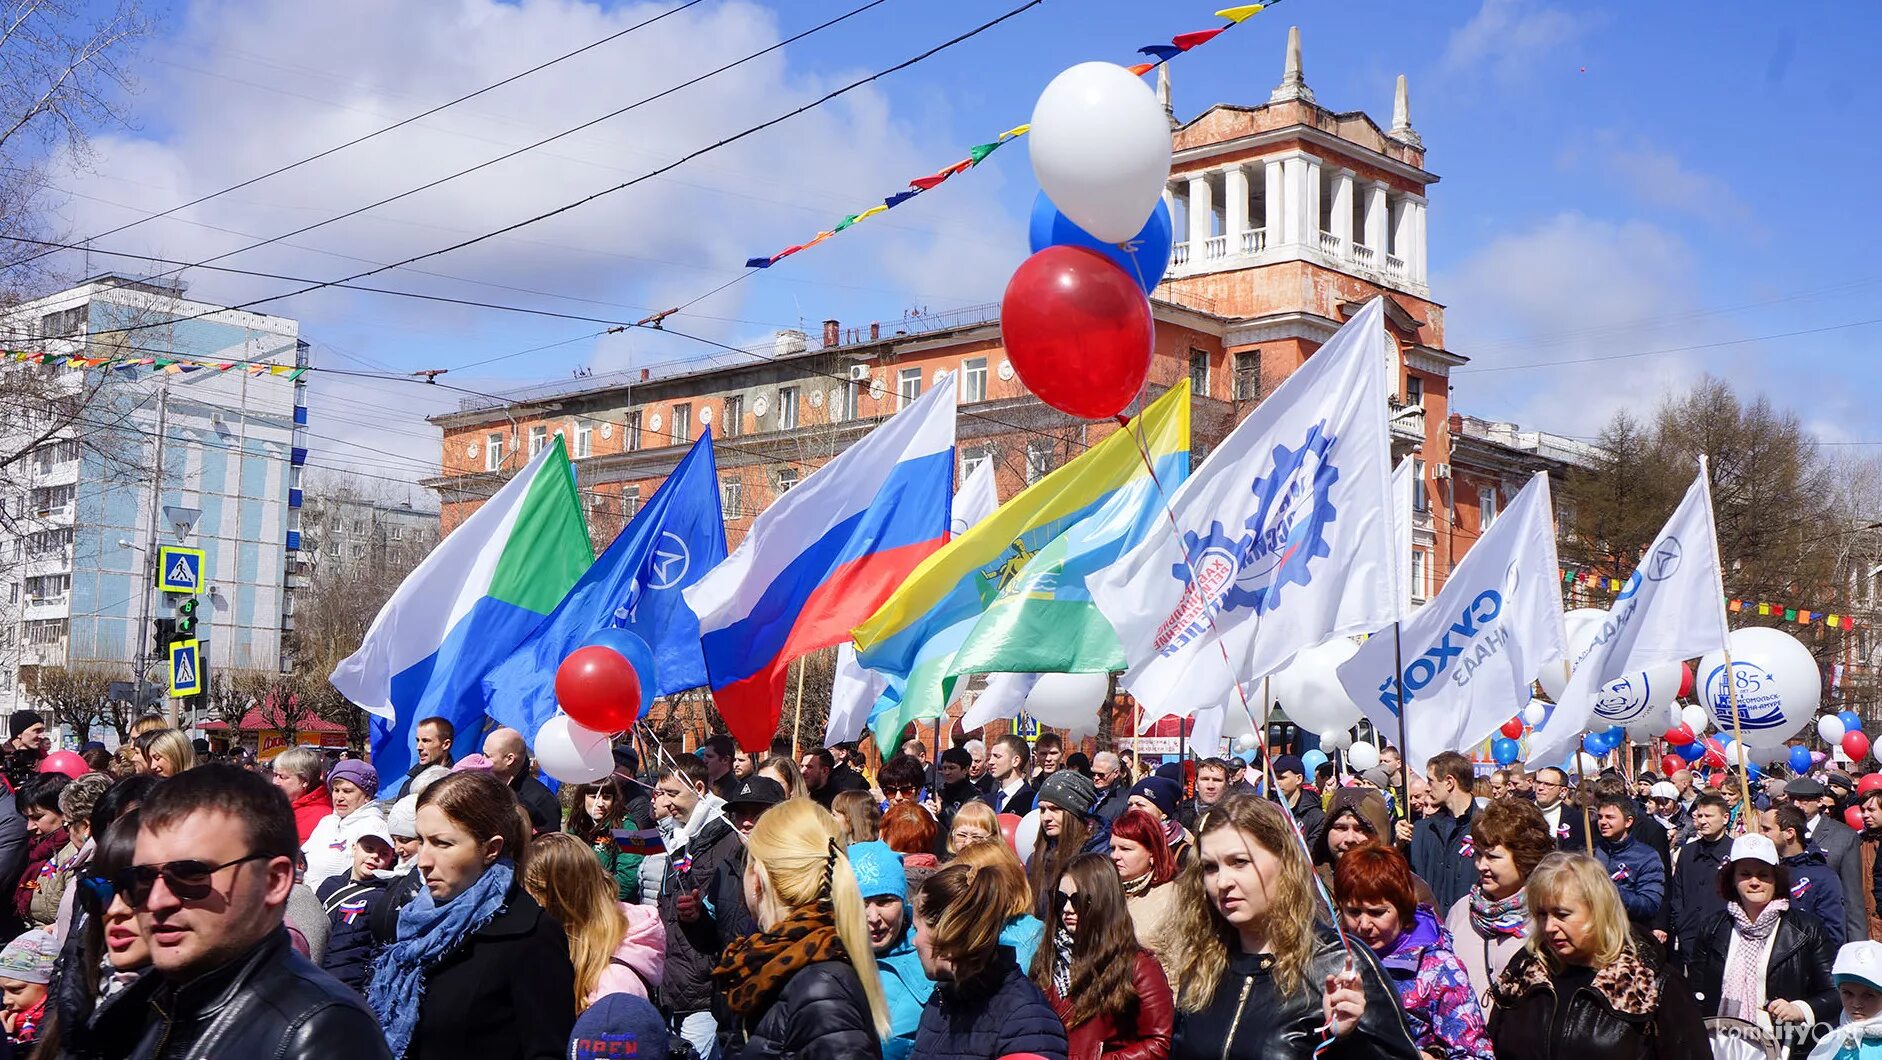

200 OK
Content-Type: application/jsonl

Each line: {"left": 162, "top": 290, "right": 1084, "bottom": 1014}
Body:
{"left": 1360, "top": 767, "right": 1392, "bottom": 789}
{"left": 1037, "top": 770, "right": 1097, "bottom": 817}
{"left": 388, "top": 795, "right": 419, "bottom": 839}
{"left": 1787, "top": 777, "right": 1828, "bottom": 798}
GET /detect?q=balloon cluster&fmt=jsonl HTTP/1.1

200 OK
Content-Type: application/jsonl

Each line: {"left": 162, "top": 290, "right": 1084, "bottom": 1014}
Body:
{"left": 536, "top": 629, "right": 657, "bottom": 784}
{"left": 1006, "top": 63, "right": 1174, "bottom": 420}
{"left": 1817, "top": 710, "right": 1869, "bottom": 765}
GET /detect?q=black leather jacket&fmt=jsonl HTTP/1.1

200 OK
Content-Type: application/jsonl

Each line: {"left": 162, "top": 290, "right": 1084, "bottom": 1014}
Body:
{"left": 119, "top": 927, "right": 391, "bottom": 1060}
{"left": 1488, "top": 944, "right": 1710, "bottom": 1060}
{"left": 1686, "top": 907, "right": 1839, "bottom": 1059}
{"left": 1171, "top": 926, "right": 1419, "bottom": 1060}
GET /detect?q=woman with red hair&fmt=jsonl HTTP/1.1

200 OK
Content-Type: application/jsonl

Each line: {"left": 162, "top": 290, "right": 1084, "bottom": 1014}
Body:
{"left": 1109, "top": 809, "right": 1178, "bottom": 958}
{"left": 1335, "top": 842, "right": 1493, "bottom": 1060}
{"left": 881, "top": 803, "right": 940, "bottom": 870}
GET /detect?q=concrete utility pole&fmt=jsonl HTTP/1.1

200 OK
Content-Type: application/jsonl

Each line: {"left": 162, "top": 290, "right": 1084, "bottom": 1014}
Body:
{"left": 132, "top": 386, "right": 168, "bottom": 720}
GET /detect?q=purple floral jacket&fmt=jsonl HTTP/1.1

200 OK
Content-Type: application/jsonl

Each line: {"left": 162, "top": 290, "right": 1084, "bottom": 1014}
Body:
{"left": 1377, "top": 904, "right": 1496, "bottom": 1060}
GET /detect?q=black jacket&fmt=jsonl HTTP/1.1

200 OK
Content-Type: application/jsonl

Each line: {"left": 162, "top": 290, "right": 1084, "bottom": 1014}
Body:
{"left": 659, "top": 805, "right": 748, "bottom": 1014}
{"left": 369, "top": 867, "right": 425, "bottom": 946}
{"left": 936, "top": 778, "right": 983, "bottom": 856}
{"left": 1171, "top": 926, "right": 1417, "bottom": 1060}
{"left": 117, "top": 928, "right": 391, "bottom": 1060}
{"left": 1807, "top": 814, "right": 1869, "bottom": 945}
{"left": 1539, "top": 800, "right": 1590, "bottom": 853}
{"left": 729, "top": 960, "right": 882, "bottom": 1060}
{"left": 509, "top": 769, "right": 561, "bottom": 835}
{"left": 401, "top": 886, "right": 575, "bottom": 1060}
{"left": 981, "top": 780, "right": 1036, "bottom": 817}
{"left": 1488, "top": 944, "right": 1709, "bottom": 1060}
{"left": 1668, "top": 832, "right": 1731, "bottom": 963}
{"left": 812, "top": 764, "right": 871, "bottom": 808}
{"left": 910, "top": 947, "right": 1066, "bottom": 1060}
{"left": 1686, "top": 906, "right": 1839, "bottom": 1058}
{"left": 316, "top": 874, "right": 388, "bottom": 996}
{"left": 1410, "top": 800, "right": 1480, "bottom": 914}
{"left": 1089, "top": 782, "right": 1128, "bottom": 825}
{"left": 1269, "top": 791, "right": 1325, "bottom": 854}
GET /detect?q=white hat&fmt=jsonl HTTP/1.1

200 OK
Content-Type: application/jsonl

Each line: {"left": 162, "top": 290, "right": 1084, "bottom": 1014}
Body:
{"left": 387, "top": 796, "right": 419, "bottom": 839}
{"left": 1728, "top": 833, "right": 1780, "bottom": 866}
{"left": 1649, "top": 781, "right": 1679, "bottom": 800}
{"left": 1835, "top": 941, "right": 1882, "bottom": 991}
{"left": 352, "top": 818, "right": 395, "bottom": 849}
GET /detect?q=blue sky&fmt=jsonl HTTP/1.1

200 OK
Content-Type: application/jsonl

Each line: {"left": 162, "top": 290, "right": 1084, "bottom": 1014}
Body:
{"left": 40, "top": 0, "right": 1882, "bottom": 485}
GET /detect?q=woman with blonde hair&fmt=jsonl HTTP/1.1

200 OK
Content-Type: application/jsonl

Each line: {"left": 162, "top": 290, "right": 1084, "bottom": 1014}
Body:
{"left": 950, "top": 838, "right": 1044, "bottom": 971}
{"left": 832, "top": 788, "right": 882, "bottom": 846}
{"left": 1487, "top": 852, "right": 1708, "bottom": 1059}
{"left": 135, "top": 728, "right": 193, "bottom": 780}
{"left": 522, "top": 832, "right": 664, "bottom": 1010}
{"left": 711, "top": 797, "right": 889, "bottom": 1058}
{"left": 759, "top": 754, "right": 810, "bottom": 801}
{"left": 944, "top": 801, "right": 997, "bottom": 857}
{"left": 1164, "top": 795, "right": 1416, "bottom": 1060}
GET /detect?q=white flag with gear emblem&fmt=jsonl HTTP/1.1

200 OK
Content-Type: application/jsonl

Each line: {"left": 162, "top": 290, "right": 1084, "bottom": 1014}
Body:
{"left": 1337, "top": 472, "right": 1567, "bottom": 768}
{"left": 1525, "top": 463, "right": 1729, "bottom": 766}
{"left": 1088, "top": 298, "right": 1397, "bottom": 721}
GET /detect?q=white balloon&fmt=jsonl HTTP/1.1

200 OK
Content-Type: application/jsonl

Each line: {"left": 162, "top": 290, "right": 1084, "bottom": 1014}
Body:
{"left": 1347, "top": 740, "right": 1380, "bottom": 771}
{"left": 1522, "top": 700, "right": 1549, "bottom": 727}
{"left": 1539, "top": 607, "right": 1679, "bottom": 725}
{"left": 1574, "top": 752, "right": 1602, "bottom": 776}
{"left": 1029, "top": 62, "right": 1173, "bottom": 242}
{"left": 1818, "top": 714, "right": 1847, "bottom": 745}
{"left": 1268, "top": 638, "right": 1364, "bottom": 736}
{"left": 1234, "top": 734, "right": 1259, "bottom": 752}
{"left": 1537, "top": 609, "right": 1606, "bottom": 701}
{"left": 1681, "top": 703, "right": 1711, "bottom": 735}
{"left": 1323, "top": 729, "right": 1354, "bottom": 751}
{"left": 1022, "top": 672, "right": 1109, "bottom": 736}
{"left": 1013, "top": 808, "right": 1042, "bottom": 866}
{"left": 534, "top": 713, "right": 613, "bottom": 784}
{"left": 1700, "top": 627, "right": 1820, "bottom": 746}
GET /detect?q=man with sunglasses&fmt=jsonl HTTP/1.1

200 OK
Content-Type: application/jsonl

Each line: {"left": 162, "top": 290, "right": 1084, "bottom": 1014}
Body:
{"left": 106, "top": 764, "right": 390, "bottom": 1059}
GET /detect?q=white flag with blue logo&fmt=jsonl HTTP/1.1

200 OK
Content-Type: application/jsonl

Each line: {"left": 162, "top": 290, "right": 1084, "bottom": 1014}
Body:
{"left": 1526, "top": 464, "right": 1729, "bottom": 766}
{"left": 1338, "top": 472, "right": 1567, "bottom": 768}
{"left": 1088, "top": 298, "right": 1397, "bottom": 719}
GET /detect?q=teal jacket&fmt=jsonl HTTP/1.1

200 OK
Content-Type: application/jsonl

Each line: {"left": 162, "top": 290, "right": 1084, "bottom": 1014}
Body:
{"left": 877, "top": 925, "right": 937, "bottom": 1060}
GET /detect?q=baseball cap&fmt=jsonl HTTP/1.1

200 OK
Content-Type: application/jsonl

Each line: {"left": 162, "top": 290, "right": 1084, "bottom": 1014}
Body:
{"left": 1273, "top": 754, "right": 1305, "bottom": 777}
{"left": 1728, "top": 833, "right": 1780, "bottom": 867}
{"left": 1649, "top": 781, "right": 1679, "bottom": 800}
{"left": 724, "top": 776, "right": 785, "bottom": 811}
{"left": 352, "top": 818, "right": 395, "bottom": 850}
{"left": 1834, "top": 940, "right": 1882, "bottom": 993}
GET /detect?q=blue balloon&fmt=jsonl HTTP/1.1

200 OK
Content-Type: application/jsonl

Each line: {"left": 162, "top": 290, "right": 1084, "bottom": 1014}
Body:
{"left": 1301, "top": 749, "right": 1328, "bottom": 775}
{"left": 1675, "top": 740, "right": 1706, "bottom": 762}
{"left": 1840, "top": 710, "right": 1864, "bottom": 733}
{"left": 579, "top": 628, "right": 656, "bottom": 718}
{"left": 1491, "top": 737, "right": 1520, "bottom": 766}
{"left": 1789, "top": 745, "right": 1814, "bottom": 774}
{"left": 1582, "top": 732, "right": 1606, "bottom": 756}
{"left": 1029, "top": 191, "right": 1173, "bottom": 294}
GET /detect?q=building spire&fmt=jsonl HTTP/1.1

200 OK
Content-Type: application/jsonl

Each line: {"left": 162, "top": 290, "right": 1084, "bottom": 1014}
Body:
{"left": 1270, "top": 25, "right": 1315, "bottom": 104}
{"left": 1157, "top": 63, "right": 1176, "bottom": 128}
{"left": 1390, "top": 74, "right": 1422, "bottom": 147}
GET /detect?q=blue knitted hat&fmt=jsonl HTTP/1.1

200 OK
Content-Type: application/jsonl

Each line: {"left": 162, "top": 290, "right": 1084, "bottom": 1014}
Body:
{"left": 847, "top": 840, "right": 908, "bottom": 903}
{"left": 569, "top": 993, "right": 667, "bottom": 1060}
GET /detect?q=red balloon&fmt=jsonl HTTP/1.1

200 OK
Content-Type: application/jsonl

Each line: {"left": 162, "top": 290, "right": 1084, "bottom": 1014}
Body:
{"left": 554, "top": 646, "right": 643, "bottom": 732}
{"left": 997, "top": 813, "right": 1022, "bottom": 854}
{"left": 1849, "top": 806, "right": 1868, "bottom": 831}
{"left": 1000, "top": 245, "right": 1154, "bottom": 419}
{"left": 1860, "top": 773, "right": 1882, "bottom": 795}
{"left": 1845, "top": 731, "right": 1872, "bottom": 763}
{"left": 1663, "top": 724, "right": 1695, "bottom": 747}
{"left": 1701, "top": 750, "right": 1726, "bottom": 770}
{"left": 1704, "top": 771, "right": 1723, "bottom": 788}
{"left": 1499, "top": 718, "right": 1524, "bottom": 740}
{"left": 38, "top": 751, "right": 86, "bottom": 780}
{"left": 1660, "top": 754, "right": 1684, "bottom": 776}
{"left": 1678, "top": 662, "right": 1695, "bottom": 700}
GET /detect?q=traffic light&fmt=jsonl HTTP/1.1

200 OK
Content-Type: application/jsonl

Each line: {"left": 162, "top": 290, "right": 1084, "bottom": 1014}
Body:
{"left": 151, "top": 617, "right": 176, "bottom": 656}
{"left": 175, "top": 595, "right": 199, "bottom": 639}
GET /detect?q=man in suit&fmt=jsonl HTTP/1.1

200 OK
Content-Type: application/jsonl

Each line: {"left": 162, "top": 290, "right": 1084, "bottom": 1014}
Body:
{"left": 979, "top": 734, "right": 1035, "bottom": 816}
{"left": 1788, "top": 776, "right": 1868, "bottom": 945}
{"left": 1532, "top": 766, "right": 1589, "bottom": 853}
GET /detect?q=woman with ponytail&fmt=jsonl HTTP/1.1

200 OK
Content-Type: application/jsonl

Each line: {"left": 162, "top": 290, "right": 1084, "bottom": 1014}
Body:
{"left": 910, "top": 859, "right": 1068, "bottom": 1060}
{"left": 712, "top": 797, "right": 890, "bottom": 1059}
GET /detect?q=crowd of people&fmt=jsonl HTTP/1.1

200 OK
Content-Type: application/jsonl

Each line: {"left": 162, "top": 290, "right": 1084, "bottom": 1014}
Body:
{"left": 7, "top": 706, "right": 1882, "bottom": 1059}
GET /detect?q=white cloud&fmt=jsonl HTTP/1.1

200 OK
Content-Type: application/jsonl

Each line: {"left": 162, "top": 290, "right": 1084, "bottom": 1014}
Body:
{"left": 1442, "top": 0, "right": 1590, "bottom": 83}
{"left": 1558, "top": 133, "right": 1754, "bottom": 230}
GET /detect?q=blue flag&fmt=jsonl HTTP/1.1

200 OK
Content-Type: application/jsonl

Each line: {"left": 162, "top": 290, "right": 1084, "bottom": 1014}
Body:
{"left": 481, "top": 431, "right": 727, "bottom": 742}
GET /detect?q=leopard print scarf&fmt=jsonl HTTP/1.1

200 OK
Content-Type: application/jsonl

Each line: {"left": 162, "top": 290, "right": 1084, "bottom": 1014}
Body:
{"left": 713, "top": 903, "right": 850, "bottom": 1019}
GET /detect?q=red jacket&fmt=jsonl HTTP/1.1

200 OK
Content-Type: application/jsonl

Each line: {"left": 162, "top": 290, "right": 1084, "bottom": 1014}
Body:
{"left": 290, "top": 786, "right": 333, "bottom": 844}
{"left": 1046, "top": 949, "right": 1174, "bottom": 1060}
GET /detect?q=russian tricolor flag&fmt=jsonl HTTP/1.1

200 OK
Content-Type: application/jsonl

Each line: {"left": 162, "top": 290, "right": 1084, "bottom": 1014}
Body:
{"left": 685, "top": 381, "right": 955, "bottom": 751}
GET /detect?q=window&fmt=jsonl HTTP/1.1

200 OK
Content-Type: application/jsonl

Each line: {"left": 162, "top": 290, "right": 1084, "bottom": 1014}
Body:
{"left": 1410, "top": 549, "right": 1427, "bottom": 602}
{"left": 1411, "top": 459, "right": 1428, "bottom": 513}
{"left": 623, "top": 487, "right": 640, "bottom": 519}
{"left": 24, "top": 529, "right": 71, "bottom": 558}
{"left": 897, "top": 367, "right": 922, "bottom": 409}
{"left": 24, "top": 574, "right": 68, "bottom": 602}
{"left": 672, "top": 404, "right": 692, "bottom": 444}
{"left": 1405, "top": 375, "right": 1424, "bottom": 407}
{"left": 721, "top": 477, "right": 742, "bottom": 517}
{"left": 1026, "top": 442, "right": 1053, "bottom": 485}
{"left": 38, "top": 305, "right": 84, "bottom": 338}
{"left": 528, "top": 425, "right": 548, "bottom": 456}
{"left": 961, "top": 358, "right": 987, "bottom": 403}
{"left": 777, "top": 468, "right": 799, "bottom": 494}
{"left": 961, "top": 450, "right": 989, "bottom": 485}
{"left": 1188, "top": 348, "right": 1211, "bottom": 397}
{"left": 24, "top": 619, "right": 65, "bottom": 645}
{"left": 389, "top": 525, "right": 404, "bottom": 541}
{"left": 574, "top": 423, "right": 592, "bottom": 458}
{"left": 1233, "top": 351, "right": 1261, "bottom": 401}
{"left": 31, "top": 439, "right": 78, "bottom": 473}
{"left": 1479, "top": 486, "right": 1498, "bottom": 529}
{"left": 626, "top": 410, "right": 643, "bottom": 452}
{"left": 840, "top": 381, "right": 858, "bottom": 422}
{"left": 723, "top": 395, "right": 744, "bottom": 438}
{"left": 486, "top": 432, "right": 505, "bottom": 471}
{"left": 29, "top": 484, "right": 73, "bottom": 516}
{"left": 778, "top": 387, "right": 798, "bottom": 430}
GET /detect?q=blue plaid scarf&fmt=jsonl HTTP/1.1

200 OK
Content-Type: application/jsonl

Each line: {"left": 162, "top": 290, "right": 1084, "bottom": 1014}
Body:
{"left": 367, "top": 859, "right": 514, "bottom": 1059}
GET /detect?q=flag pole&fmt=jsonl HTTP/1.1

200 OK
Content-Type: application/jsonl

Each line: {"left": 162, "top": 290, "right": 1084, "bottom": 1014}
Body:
{"left": 1691, "top": 453, "right": 1754, "bottom": 827}
{"left": 1573, "top": 747, "right": 1595, "bottom": 856}
{"left": 791, "top": 657, "right": 807, "bottom": 758}
{"left": 1391, "top": 621, "right": 1412, "bottom": 823}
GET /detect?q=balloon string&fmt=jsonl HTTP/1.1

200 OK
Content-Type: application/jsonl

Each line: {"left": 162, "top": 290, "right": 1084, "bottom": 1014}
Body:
{"left": 1117, "top": 418, "right": 1357, "bottom": 964}
{"left": 634, "top": 719, "right": 750, "bottom": 848}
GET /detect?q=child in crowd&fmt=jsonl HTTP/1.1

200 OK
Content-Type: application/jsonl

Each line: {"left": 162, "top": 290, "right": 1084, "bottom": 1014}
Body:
{"left": 0, "top": 928, "right": 56, "bottom": 1047}
{"left": 1813, "top": 940, "right": 1882, "bottom": 1060}
{"left": 318, "top": 821, "right": 399, "bottom": 994}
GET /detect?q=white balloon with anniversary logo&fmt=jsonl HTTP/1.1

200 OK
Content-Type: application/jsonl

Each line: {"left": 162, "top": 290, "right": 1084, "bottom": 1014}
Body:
{"left": 1538, "top": 607, "right": 1679, "bottom": 727}
{"left": 1700, "top": 626, "right": 1819, "bottom": 746}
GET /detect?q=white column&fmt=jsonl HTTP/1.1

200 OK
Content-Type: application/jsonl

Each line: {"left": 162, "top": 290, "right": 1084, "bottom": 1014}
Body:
{"left": 1223, "top": 165, "right": 1249, "bottom": 251}
{"left": 1263, "top": 159, "right": 1284, "bottom": 240}
{"left": 1329, "top": 168, "right": 1354, "bottom": 248}
{"left": 1408, "top": 196, "right": 1428, "bottom": 281}
{"left": 1282, "top": 156, "right": 1310, "bottom": 245}
{"left": 1363, "top": 181, "right": 1389, "bottom": 253}
{"left": 1186, "top": 173, "right": 1213, "bottom": 251}
{"left": 1304, "top": 158, "right": 1322, "bottom": 243}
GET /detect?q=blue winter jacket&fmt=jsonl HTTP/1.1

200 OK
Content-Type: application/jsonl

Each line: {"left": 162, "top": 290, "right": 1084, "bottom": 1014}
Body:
{"left": 315, "top": 873, "right": 388, "bottom": 995}
{"left": 909, "top": 947, "right": 1067, "bottom": 1060}
{"left": 878, "top": 924, "right": 937, "bottom": 1060}
{"left": 1784, "top": 847, "right": 1849, "bottom": 946}
{"left": 1596, "top": 832, "right": 1666, "bottom": 925}
{"left": 1000, "top": 915, "right": 1044, "bottom": 973}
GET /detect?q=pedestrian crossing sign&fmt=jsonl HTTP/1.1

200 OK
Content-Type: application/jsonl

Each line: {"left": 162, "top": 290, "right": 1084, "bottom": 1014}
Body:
{"left": 157, "top": 546, "right": 204, "bottom": 593}
{"left": 169, "top": 639, "right": 201, "bottom": 697}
